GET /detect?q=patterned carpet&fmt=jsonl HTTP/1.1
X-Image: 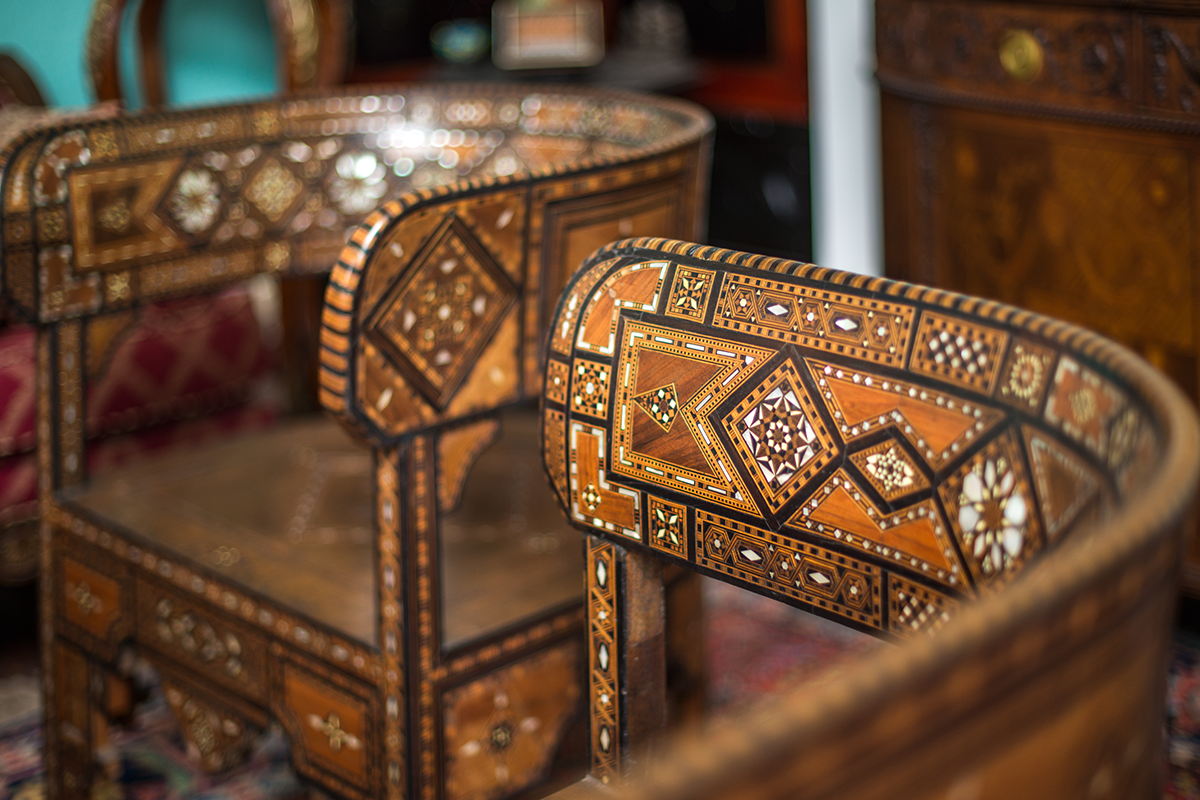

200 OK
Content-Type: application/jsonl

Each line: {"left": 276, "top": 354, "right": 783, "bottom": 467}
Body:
{"left": 2, "top": 581, "right": 1199, "bottom": 799}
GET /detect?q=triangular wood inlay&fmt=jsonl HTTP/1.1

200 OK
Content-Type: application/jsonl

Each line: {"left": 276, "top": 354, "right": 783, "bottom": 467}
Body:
{"left": 810, "top": 360, "right": 1005, "bottom": 468}
{"left": 790, "top": 473, "right": 964, "bottom": 587}
{"left": 1024, "top": 427, "right": 1098, "bottom": 541}
{"left": 632, "top": 383, "right": 680, "bottom": 432}
{"left": 631, "top": 349, "right": 720, "bottom": 476}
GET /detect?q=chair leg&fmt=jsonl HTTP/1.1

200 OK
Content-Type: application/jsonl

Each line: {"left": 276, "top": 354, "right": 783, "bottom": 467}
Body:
{"left": 586, "top": 537, "right": 668, "bottom": 785}
{"left": 46, "top": 640, "right": 98, "bottom": 800}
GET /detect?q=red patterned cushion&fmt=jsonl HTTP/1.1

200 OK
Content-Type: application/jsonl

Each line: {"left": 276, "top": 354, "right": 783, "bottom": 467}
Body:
{"left": 0, "top": 324, "right": 34, "bottom": 460}
{"left": 87, "top": 286, "right": 273, "bottom": 439}
{"left": 0, "top": 285, "right": 278, "bottom": 531}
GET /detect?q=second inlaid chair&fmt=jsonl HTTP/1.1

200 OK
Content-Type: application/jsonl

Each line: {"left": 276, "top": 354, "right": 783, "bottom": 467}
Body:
{"left": 527, "top": 238, "right": 1197, "bottom": 798}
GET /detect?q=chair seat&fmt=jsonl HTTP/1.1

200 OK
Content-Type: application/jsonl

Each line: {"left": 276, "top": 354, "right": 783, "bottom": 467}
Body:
{"left": 66, "top": 409, "right": 582, "bottom": 647}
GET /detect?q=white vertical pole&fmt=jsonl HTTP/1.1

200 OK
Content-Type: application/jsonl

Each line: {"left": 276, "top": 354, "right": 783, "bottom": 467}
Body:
{"left": 808, "top": 0, "right": 881, "bottom": 276}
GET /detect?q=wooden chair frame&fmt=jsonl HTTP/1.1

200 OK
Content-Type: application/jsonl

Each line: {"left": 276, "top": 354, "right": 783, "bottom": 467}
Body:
{"left": 524, "top": 237, "right": 1200, "bottom": 799}
{"left": 86, "top": 0, "right": 353, "bottom": 107}
{"left": 0, "top": 86, "right": 711, "bottom": 800}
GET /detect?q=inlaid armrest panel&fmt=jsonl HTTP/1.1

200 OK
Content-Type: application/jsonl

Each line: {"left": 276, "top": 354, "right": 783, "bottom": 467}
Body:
{"left": 0, "top": 85, "right": 710, "bottom": 324}
{"left": 318, "top": 98, "right": 710, "bottom": 442}
{"left": 542, "top": 239, "right": 1173, "bottom": 635}
{"left": 539, "top": 238, "right": 1200, "bottom": 797}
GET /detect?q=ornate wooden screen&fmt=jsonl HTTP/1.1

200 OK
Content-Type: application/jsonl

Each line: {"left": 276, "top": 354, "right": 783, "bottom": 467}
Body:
{"left": 540, "top": 238, "right": 1200, "bottom": 798}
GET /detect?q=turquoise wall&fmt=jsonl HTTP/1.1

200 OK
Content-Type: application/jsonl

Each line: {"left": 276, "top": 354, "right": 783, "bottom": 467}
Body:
{"left": 0, "top": 0, "right": 277, "bottom": 108}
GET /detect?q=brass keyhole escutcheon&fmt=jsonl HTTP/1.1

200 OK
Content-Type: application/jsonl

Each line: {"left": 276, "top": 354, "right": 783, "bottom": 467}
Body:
{"left": 999, "top": 29, "right": 1044, "bottom": 82}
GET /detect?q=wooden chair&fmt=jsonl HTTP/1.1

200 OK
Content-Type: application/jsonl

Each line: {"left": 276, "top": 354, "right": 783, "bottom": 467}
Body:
{"left": 517, "top": 238, "right": 1193, "bottom": 797}
{"left": 1, "top": 85, "right": 711, "bottom": 800}
{"left": 86, "top": 0, "right": 353, "bottom": 107}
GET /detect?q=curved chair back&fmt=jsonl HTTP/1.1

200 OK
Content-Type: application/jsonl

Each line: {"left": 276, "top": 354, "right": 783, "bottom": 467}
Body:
{"left": 86, "top": 0, "right": 352, "bottom": 107}
{"left": 3, "top": 86, "right": 712, "bottom": 800}
{"left": 540, "top": 237, "right": 1200, "bottom": 798}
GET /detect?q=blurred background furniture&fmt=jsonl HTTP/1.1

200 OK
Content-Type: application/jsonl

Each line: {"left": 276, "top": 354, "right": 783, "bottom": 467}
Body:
{"left": 5, "top": 85, "right": 710, "bottom": 800}
{"left": 0, "top": 0, "right": 355, "bottom": 588}
{"left": 349, "top": 0, "right": 813, "bottom": 262}
{"left": 875, "top": 0, "right": 1200, "bottom": 593}
{"left": 536, "top": 236, "right": 1199, "bottom": 797}
{"left": 86, "top": 0, "right": 352, "bottom": 108}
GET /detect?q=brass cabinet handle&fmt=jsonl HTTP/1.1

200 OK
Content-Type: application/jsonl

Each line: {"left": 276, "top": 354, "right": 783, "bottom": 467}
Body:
{"left": 999, "top": 29, "right": 1044, "bottom": 82}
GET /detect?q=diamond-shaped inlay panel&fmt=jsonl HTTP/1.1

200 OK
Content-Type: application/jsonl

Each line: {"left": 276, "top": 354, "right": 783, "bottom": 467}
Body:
{"left": 849, "top": 440, "right": 930, "bottom": 501}
{"left": 244, "top": 157, "right": 303, "bottom": 222}
{"left": 365, "top": 214, "right": 517, "bottom": 409}
{"left": 721, "top": 359, "right": 837, "bottom": 514}
{"left": 738, "top": 386, "right": 818, "bottom": 485}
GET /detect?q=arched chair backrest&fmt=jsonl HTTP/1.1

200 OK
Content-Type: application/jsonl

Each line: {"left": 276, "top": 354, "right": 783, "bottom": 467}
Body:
{"left": 3, "top": 85, "right": 711, "bottom": 800}
{"left": 540, "top": 237, "right": 1200, "bottom": 798}
{"left": 86, "top": 0, "right": 352, "bottom": 107}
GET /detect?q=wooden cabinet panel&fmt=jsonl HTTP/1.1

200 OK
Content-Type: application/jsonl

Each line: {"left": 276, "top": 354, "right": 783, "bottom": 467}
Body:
{"left": 276, "top": 656, "right": 378, "bottom": 798}
{"left": 136, "top": 578, "right": 270, "bottom": 704}
{"left": 441, "top": 640, "right": 584, "bottom": 800}
{"left": 877, "top": 0, "right": 1134, "bottom": 111}
{"left": 59, "top": 553, "right": 125, "bottom": 649}
{"left": 1143, "top": 15, "right": 1200, "bottom": 118}
{"left": 934, "top": 109, "right": 1194, "bottom": 362}
{"left": 878, "top": 0, "right": 1200, "bottom": 593}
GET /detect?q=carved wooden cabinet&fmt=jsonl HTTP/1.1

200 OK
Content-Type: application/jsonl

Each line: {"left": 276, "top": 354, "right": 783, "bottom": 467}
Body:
{"left": 0, "top": 86, "right": 711, "bottom": 800}
{"left": 876, "top": 0, "right": 1200, "bottom": 591}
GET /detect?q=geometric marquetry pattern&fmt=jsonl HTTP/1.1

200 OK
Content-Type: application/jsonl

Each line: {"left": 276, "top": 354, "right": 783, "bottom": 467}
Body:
{"left": 809, "top": 359, "right": 1003, "bottom": 469}
{"left": 1043, "top": 356, "right": 1126, "bottom": 460}
{"left": 939, "top": 430, "right": 1041, "bottom": 587}
{"left": 542, "top": 239, "right": 1158, "bottom": 648}
{"left": 664, "top": 266, "right": 715, "bottom": 321}
{"left": 721, "top": 358, "right": 837, "bottom": 515}
{"left": 888, "top": 576, "right": 957, "bottom": 636}
{"left": 910, "top": 310, "right": 1008, "bottom": 394}
{"left": 696, "top": 511, "right": 882, "bottom": 629}
{"left": 586, "top": 538, "right": 619, "bottom": 786}
{"left": 997, "top": 338, "right": 1056, "bottom": 411}
{"left": 610, "top": 319, "right": 773, "bottom": 517}
{"left": 849, "top": 440, "right": 930, "bottom": 500}
{"left": 712, "top": 271, "right": 915, "bottom": 366}
{"left": 8, "top": 87, "right": 714, "bottom": 332}
{"left": 790, "top": 471, "right": 964, "bottom": 589}
{"left": 647, "top": 496, "right": 687, "bottom": 557}
{"left": 365, "top": 215, "right": 517, "bottom": 410}
{"left": 570, "top": 359, "right": 611, "bottom": 418}
{"left": 1023, "top": 426, "right": 1099, "bottom": 544}
{"left": 545, "top": 359, "right": 570, "bottom": 405}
